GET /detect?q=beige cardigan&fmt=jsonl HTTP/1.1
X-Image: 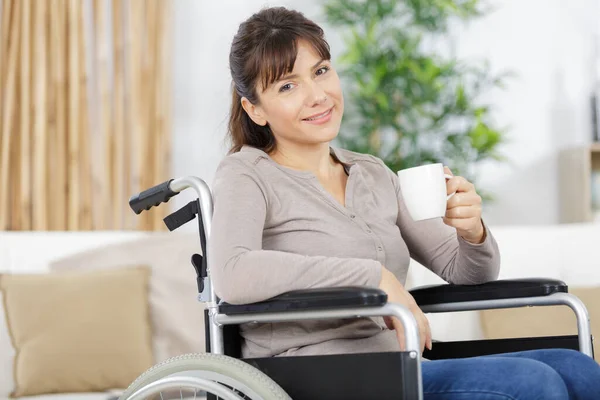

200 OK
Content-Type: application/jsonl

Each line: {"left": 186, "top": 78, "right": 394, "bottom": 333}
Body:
{"left": 208, "top": 145, "right": 500, "bottom": 358}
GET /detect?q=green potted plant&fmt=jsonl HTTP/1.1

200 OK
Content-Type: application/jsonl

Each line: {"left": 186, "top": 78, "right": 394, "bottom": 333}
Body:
{"left": 324, "top": 0, "right": 512, "bottom": 198}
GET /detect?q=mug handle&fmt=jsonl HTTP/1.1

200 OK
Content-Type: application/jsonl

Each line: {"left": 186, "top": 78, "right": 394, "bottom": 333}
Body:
{"left": 445, "top": 174, "right": 456, "bottom": 200}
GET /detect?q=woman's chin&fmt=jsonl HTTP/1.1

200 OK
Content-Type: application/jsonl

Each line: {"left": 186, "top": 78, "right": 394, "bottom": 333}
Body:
{"left": 306, "top": 127, "right": 340, "bottom": 144}
{"left": 302, "top": 120, "right": 342, "bottom": 143}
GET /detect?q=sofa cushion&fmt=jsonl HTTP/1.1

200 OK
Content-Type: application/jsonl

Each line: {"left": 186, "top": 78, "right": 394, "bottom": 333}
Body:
{"left": 479, "top": 286, "right": 600, "bottom": 361}
{"left": 0, "top": 267, "right": 154, "bottom": 397}
{"left": 49, "top": 232, "right": 206, "bottom": 363}
{"left": 0, "top": 295, "right": 15, "bottom": 399}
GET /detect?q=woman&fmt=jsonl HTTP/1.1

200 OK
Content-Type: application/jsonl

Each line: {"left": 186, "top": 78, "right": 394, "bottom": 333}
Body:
{"left": 208, "top": 6, "right": 600, "bottom": 399}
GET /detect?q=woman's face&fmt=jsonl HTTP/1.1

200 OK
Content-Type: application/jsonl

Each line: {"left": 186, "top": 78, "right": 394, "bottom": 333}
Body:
{"left": 242, "top": 40, "right": 344, "bottom": 150}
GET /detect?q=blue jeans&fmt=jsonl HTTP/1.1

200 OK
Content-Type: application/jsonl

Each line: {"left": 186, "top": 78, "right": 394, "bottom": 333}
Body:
{"left": 421, "top": 349, "right": 600, "bottom": 399}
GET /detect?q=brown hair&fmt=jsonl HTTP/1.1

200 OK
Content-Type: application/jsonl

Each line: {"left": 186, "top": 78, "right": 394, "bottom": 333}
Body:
{"left": 227, "top": 7, "right": 331, "bottom": 154}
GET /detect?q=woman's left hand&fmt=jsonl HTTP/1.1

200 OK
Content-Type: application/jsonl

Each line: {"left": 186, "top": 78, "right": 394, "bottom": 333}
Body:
{"left": 443, "top": 166, "right": 486, "bottom": 244}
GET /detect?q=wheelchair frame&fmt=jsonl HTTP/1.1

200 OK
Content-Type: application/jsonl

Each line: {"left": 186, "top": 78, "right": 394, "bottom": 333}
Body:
{"left": 126, "top": 175, "right": 594, "bottom": 400}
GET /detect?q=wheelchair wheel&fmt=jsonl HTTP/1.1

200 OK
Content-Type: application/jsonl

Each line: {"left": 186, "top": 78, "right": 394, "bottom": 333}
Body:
{"left": 119, "top": 353, "right": 291, "bottom": 400}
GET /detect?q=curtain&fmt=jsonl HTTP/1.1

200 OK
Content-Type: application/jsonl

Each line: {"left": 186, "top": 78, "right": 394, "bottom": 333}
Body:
{"left": 0, "top": 0, "right": 172, "bottom": 231}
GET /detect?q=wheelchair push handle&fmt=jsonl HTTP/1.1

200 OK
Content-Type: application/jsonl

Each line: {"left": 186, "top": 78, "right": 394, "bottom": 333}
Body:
{"left": 129, "top": 179, "right": 177, "bottom": 214}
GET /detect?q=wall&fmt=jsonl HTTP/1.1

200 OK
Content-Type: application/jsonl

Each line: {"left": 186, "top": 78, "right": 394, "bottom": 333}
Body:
{"left": 170, "top": 0, "right": 336, "bottom": 212}
{"left": 449, "top": 0, "right": 599, "bottom": 225}
{"left": 171, "top": 0, "right": 600, "bottom": 225}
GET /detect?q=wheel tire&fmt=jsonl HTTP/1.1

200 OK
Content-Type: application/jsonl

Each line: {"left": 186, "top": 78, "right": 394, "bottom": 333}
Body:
{"left": 119, "top": 353, "right": 291, "bottom": 400}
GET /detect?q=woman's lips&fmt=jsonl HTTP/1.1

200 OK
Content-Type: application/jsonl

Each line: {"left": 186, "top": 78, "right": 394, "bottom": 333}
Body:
{"left": 302, "top": 107, "right": 333, "bottom": 125}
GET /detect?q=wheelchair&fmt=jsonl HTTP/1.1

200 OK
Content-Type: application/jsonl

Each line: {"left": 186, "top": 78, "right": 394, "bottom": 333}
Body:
{"left": 119, "top": 175, "right": 595, "bottom": 400}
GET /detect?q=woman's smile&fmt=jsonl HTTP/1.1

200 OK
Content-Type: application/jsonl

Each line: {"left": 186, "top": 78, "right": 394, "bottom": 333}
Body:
{"left": 302, "top": 106, "right": 334, "bottom": 125}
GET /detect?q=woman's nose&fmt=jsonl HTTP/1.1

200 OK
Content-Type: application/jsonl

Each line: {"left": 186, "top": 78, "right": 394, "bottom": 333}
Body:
{"left": 306, "top": 82, "right": 328, "bottom": 106}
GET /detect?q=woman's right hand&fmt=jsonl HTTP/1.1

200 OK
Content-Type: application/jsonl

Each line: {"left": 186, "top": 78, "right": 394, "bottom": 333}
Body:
{"left": 378, "top": 266, "right": 432, "bottom": 354}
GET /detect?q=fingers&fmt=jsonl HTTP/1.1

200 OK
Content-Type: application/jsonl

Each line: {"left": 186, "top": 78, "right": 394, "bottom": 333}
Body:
{"left": 419, "top": 329, "right": 427, "bottom": 354}
{"left": 383, "top": 316, "right": 394, "bottom": 330}
{"left": 410, "top": 307, "right": 431, "bottom": 354}
{"left": 444, "top": 181, "right": 484, "bottom": 239}
{"left": 391, "top": 317, "right": 425, "bottom": 353}
{"left": 445, "top": 205, "right": 481, "bottom": 219}
{"left": 426, "top": 322, "right": 433, "bottom": 351}
{"left": 421, "top": 314, "right": 432, "bottom": 351}
{"left": 415, "top": 307, "right": 432, "bottom": 352}
{"left": 446, "top": 192, "right": 482, "bottom": 210}
{"left": 446, "top": 176, "right": 475, "bottom": 195}
{"left": 444, "top": 166, "right": 477, "bottom": 197}
{"left": 391, "top": 318, "right": 406, "bottom": 351}
{"left": 418, "top": 313, "right": 432, "bottom": 352}
{"left": 395, "top": 321, "right": 406, "bottom": 351}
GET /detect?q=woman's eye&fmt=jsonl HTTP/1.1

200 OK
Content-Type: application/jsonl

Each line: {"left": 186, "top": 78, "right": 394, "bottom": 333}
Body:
{"left": 316, "top": 66, "right": 330, "bottom": 76}
{"left": 279, "top": 83, "right": 293, "bottom": 92}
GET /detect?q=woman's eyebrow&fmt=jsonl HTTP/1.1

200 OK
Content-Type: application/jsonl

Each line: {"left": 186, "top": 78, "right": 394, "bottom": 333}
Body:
{"left": 275, "top": 58, "right": 326, "bottom": 83}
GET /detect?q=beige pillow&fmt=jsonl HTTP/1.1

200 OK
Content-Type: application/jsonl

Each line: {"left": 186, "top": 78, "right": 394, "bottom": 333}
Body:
{"left": 0, "top": 295, "right": 16, "bottom": 398}
{"left": 0, "top": 266, "right": 154, "bottom": 397}
{"left": 50, "top": 233, "right": 206, "bottom": 363}
{"left": 480, "top": 286, "right": 599, "bottom": 361}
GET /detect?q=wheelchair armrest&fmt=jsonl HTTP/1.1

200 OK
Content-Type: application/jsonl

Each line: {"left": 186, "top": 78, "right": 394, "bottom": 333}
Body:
{"left": 409, "top": 278, "right": 568, "bottom": 306}
{"left": 218, "top": 286, "right": 387, "bottom": 315}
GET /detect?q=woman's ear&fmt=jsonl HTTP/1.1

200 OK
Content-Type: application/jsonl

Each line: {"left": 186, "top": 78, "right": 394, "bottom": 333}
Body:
{"left": 241, "top": 97, "right": 267, "bottom": 126}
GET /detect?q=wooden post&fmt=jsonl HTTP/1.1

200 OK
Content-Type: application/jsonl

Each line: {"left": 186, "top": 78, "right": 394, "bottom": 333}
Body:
{"left": 145, "top": 0, "right": 157, "bottom": 230}
{"left": 32, "top": 0, "right": 47, "bottom": 230}
{"left": 126, "top": 0, "right": 145, "bottom": 230}
{"left": 47, "top": 0, "right": 58, "bottom": 230}
{"left": 67, "top": 0, "right": 80, "bottom": 230}
{"left": 112, "top": 0, "right": 125, "bottom": 229}
{"left": 153, "top": 0, "right": 163, "bottom": 231}
{"left": 162, "top": 0, "right": 173, "bottom": 229}
{"left": 51, "top": 0, "right": 68, "bottom": 230}
{"left": 94, "top": 0, "right": 110, "bottom": 230}
{"left": 78, "top": 0, "right": 91, "bottom": 230}
{"left": 153, "top": 0, "right": 172, "bottom": 231}
{"left": 19, "top": 0, "right": 32, "bottom": 230}
{"left": 0, "top": 0, "right": 14, "bottom": 154}
{"left": 0, "top": 0, "right": 20, "bottom": 230}
{"left": 46, "top": 0, "right": 56, "bottom": 230}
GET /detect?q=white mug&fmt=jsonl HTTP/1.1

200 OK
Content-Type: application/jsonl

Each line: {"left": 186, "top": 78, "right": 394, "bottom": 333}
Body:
{"left": 397, "top": 163, "right": 454, "bottom": 221}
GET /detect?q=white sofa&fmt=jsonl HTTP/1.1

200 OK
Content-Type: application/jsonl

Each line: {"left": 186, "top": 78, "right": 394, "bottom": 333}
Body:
{"left": 1, "top": 223, "right": 599, "bottom": 399}
{"left": 0, "top": 231, "right": 206, "bottom": 400}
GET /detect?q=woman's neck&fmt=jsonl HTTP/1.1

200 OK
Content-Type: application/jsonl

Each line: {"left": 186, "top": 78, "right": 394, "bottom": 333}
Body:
{"left": 269, "top": 142, "right": 338, "bottom": 179}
